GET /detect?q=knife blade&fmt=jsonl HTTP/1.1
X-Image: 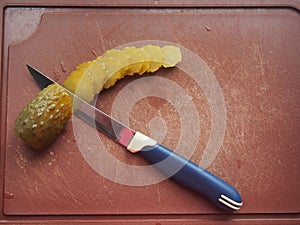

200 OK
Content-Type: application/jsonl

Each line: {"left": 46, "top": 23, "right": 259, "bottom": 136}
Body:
{"left": 26, "top": 64, "right": 242, "bottom": 211}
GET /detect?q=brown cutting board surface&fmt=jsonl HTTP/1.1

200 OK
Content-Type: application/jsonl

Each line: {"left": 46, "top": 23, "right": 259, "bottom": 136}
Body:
{"left": 1, "top": 1, "right": 299, "bottom": 224}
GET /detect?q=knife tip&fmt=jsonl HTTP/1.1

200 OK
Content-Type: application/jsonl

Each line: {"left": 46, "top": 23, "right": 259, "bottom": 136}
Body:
{"left": 26, "top": 64, "right": 33, "bottom": 70}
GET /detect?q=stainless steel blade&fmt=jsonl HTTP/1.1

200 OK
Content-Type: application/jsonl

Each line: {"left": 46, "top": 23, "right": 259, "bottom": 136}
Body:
{"left": 26, "top": 64, "right": 135, "bottom": 147}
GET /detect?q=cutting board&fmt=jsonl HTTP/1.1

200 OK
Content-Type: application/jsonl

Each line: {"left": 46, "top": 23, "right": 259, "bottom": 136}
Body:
{"left": 1, "top": 0, "right": 299, "bottom": 224}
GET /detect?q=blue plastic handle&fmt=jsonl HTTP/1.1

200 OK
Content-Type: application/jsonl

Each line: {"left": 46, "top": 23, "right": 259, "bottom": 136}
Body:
{"left": 139, "top": 144, "right": 242, "bottom": 211}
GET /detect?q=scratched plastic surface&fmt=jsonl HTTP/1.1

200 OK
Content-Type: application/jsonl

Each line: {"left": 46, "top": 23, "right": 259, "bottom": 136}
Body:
{"left": 0, "top": 1, "right": 299, "bottom": 224}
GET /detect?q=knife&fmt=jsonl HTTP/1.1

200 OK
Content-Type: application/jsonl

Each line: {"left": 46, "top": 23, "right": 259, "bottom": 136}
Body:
{"left": 26, "top": 64, "right": 242, "bottom": 211}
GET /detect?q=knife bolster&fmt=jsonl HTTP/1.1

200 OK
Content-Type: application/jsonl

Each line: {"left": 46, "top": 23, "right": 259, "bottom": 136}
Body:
{"left": 127, "top": 131, "right": 157, "bottom": 153}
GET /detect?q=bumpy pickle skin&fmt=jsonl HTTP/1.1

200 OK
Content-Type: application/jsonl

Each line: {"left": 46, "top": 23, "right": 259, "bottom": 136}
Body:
{"left": 14, "top": 84, "right": 72, "bottom": 150}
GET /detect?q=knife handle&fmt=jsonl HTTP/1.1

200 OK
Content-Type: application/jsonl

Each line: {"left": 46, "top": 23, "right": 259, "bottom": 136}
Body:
{"left": 127, "top": 132, "right": 242, "bottom": 211}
